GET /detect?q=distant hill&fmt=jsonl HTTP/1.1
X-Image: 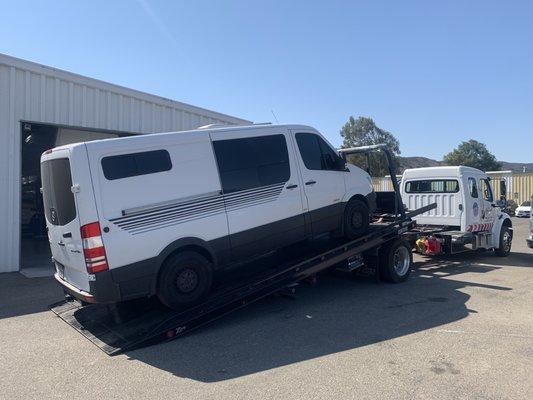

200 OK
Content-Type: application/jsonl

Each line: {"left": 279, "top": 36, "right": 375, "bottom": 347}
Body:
{"left": 499, "top": 161, "right": 533, "bottom": 173}
{"left": 396, "top": 157, "right": 533, "bottom": 174}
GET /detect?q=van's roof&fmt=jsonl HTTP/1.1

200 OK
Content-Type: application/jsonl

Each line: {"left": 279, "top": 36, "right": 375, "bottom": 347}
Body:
{"left": 49, "top": 123, "right": 318, "bottom": 152}
{"left": 402, "top": 166, "right": 484, "bottom": 178}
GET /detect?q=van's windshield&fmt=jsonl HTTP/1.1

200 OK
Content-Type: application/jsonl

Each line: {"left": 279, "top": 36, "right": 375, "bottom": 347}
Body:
{"left": 41, "top": 158, "right": 76, "bottom": 226}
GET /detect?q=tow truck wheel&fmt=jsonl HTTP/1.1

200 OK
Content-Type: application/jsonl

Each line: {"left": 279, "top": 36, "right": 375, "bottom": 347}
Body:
{"left": 344, "top": 198, "right": 370, "bottom": 240}
{"left": 494, "top": 226, "right": 512, "bottom": 257}
{"left": 157, "top": 251, "right": 213, "bottom": 310}
{"left": 379, "top": 239, "right": 412, "bottom": 283}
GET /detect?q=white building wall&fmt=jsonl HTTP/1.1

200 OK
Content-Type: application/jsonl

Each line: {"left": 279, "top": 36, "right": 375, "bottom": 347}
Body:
{"left": 0, "top": 53, "right": 251, "bottom": 272}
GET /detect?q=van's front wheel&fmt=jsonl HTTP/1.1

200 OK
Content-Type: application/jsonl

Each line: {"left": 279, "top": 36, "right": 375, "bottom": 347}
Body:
{"left": 343, "top": 198, "right": 370, "bottom": 240}
{"left": 157, "top": 251, "right": 213, "bottom": 310}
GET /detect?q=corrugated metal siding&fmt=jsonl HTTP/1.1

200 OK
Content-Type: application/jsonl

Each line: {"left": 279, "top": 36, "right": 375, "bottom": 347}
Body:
{"left": 0, "top": 53, "right": 251, "bottom": 272}
{"left": 372, "top": 176, "right": 401, "bottom": 192}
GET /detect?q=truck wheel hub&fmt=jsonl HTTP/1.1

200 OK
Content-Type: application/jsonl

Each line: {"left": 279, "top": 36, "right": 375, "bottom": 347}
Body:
{"left": 393, "top": 246, "right": 410, "bottom": 276}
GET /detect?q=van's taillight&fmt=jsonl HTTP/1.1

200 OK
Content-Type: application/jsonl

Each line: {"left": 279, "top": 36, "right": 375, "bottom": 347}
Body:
{"left": 80, "top": 222, "right": 109, "bottom": 274}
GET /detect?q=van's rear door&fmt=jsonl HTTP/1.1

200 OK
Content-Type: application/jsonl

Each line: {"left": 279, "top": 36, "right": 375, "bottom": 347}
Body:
{"left": 41, "top": 146, "right": 92, "bottom": 292}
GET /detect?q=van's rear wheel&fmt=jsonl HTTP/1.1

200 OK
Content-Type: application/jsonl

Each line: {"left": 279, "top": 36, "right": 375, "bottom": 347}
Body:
{"left": 343, "top": 198, "right": 370, "bottom": 240}
{"left": 379, "top": 239, "right": 412, "bottom": 283}
{"left": 157, "top": 251, "right": 213, "bottom": 310}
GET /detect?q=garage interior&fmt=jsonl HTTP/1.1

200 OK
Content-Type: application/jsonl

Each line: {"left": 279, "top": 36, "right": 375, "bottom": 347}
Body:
{"left": 20, "top": 122, "right": 129, "bottom": 277}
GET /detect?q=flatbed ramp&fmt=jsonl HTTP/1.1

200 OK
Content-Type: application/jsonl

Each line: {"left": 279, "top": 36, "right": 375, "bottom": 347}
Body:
{"left": 50, "top": 215, "right": 419, "bottom": 355}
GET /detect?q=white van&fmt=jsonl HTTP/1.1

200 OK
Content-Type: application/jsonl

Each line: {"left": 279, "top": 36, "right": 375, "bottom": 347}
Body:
{"left": 401, "top": 166, "right": 513, "bottom": 255}
{"left": 41, "top": 124, "right": 375, "bottom": 309}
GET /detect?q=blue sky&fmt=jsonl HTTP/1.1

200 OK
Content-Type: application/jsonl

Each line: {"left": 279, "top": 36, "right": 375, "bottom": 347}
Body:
{"left": 2, "top": 0, "right": 531, "bottom": 161}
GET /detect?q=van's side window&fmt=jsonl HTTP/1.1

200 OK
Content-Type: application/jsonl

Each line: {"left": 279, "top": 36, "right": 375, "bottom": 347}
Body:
{"left": 479, "top": 178, "right": 493, "bottom": 202}
{"left": 213, "top": 134, "right": 290, "bottom": 193}
{"left": 295, "top": 133, "right": 344, "bottom": 171}
{"left": 468, "top": 177, "right": 478, "bottom": 198}
{"left": 102, "top": 150, "right": 172, "bottom": 180}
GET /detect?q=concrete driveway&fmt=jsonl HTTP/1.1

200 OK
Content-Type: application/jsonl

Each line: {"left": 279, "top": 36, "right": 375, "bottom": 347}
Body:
{"left": 1, "top": 218, "right": 532, "bottom": 399}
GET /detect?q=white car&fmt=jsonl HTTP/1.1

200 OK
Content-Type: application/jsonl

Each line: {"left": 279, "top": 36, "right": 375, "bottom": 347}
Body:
{"left": 41, "top": 124, "right": 375, "bottom": 309}
{"left": 515, "top": 201, "right": 531, "bottom": 218}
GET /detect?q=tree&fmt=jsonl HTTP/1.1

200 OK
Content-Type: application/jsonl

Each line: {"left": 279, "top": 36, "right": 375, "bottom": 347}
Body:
{"left": 340, "top": 116, "right": 400, "bottom": 177}
{"left": 443, "top": 140, "right": 501, "bottom": 171}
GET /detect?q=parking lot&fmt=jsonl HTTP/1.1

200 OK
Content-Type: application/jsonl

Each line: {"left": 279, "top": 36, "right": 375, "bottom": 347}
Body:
{"left": 0, "top": 217, "right": 531, "bottom": 400}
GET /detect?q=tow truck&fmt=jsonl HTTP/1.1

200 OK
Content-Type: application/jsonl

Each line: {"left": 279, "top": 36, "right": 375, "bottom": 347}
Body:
{"left": 400, "top": 166, "right": 513, "bottom": 256}
{"left": 51, "top": 145, "right": 435, "bottom": 355}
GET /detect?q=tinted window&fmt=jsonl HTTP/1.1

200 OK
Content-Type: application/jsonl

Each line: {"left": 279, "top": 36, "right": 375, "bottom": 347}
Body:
{"left": 479, "top": 179, "right": 493, "bottom": 202}
{"left": 101, "top": 150, "right": 172, "bottom": 180}
{"left": 405, "top": 179, "right": 460, "bottom": 193}
{"left": 213, "top": 134, "right": 290, "bottom": 193}
{"left": 468, "top": 177, "right": 478, "bottom": 198}
{"left": 296, "top": 133, "right": 344, "bottom": 171}
{"left": 41, "top": 158, "right": 76, "bottom": 226}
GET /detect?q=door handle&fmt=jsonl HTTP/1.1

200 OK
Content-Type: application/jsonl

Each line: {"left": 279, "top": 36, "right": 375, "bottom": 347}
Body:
{"left": 57, "top": 241, "right": 65, "bottom": 247}
{"left": 62, "top": 232, "right": 72, "bottom": 238}
{"left": 286, "top": 184, "right": 298, "bottom": 189}
{"left": 305, "top": 180, "right": 317, "bottom": 186}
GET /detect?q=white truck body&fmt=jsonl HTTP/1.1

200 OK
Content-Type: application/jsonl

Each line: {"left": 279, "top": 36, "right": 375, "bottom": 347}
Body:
{"left": 401, "top": 166, "right": 513, "bottom": 252}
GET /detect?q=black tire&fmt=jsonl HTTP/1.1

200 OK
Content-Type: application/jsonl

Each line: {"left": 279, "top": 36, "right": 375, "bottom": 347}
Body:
{"left": 494, "top": 226, "right": 512, "bottom": 257}
{"left": 157, "top": 251, "right": 213, "bottom": 310}
{"left": 379, "top": 239, "right": 412, "bottom": 283}
{"left": 343, "top": 198, "right": 370, "bottom": 240}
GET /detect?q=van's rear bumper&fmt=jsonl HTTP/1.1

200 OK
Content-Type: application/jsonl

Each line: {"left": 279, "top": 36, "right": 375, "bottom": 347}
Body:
{"left": 54, "top": 273, "right": 97, "bottom": 303}
{"left": 54, "top": 258, "right": 157, "bottom": 304}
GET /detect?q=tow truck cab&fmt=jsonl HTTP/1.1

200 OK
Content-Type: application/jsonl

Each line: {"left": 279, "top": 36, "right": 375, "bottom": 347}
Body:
{"left": 401, "top": 166, "right": 513, "bottom": 255}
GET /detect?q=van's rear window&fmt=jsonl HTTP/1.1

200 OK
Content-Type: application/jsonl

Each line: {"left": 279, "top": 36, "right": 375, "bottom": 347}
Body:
{"left": 101, "top": 150, "right": 172, "bottom": 180}
{"left": 41, "top": 158, "right": 77, "bottom": 226}
{"left": 405, "top": 179, "right": 459, "bottom": 193}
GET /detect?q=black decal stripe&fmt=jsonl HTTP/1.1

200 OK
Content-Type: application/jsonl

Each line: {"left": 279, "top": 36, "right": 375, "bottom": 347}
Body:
{"left": 116, "top": 201, "right": 226, "bottom": 228}
{"left": 221, "top": 193, "right": 279, "bottom": 208}
{"left": 112, "top": 182, "right": 287, "bottom": 234}
{"left": 119, "top": 204, "right": 226, "bottom": 230}
{"left": 129, "top": 209, "right": 226, "bottom": 235}
{"left": 112, "top": 196, "right": 223, "bottom": 223}
{"left": 223, "top": 183, "right": 284, "bottom": 199}
{"left": 223, "top": 187, "right": 282, "bottom": 204}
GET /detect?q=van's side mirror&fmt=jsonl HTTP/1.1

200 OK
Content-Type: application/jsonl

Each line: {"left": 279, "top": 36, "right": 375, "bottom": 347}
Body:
{"left": 336, "top": 157, "right": 347, "bottom": 171}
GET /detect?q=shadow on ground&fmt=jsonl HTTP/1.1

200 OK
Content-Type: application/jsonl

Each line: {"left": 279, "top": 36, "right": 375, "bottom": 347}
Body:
{"left": 0, "top": 273, "right": 63, "bottom": 319}
{"left": 124, "top": 252, "right": 514, "bottom": 382}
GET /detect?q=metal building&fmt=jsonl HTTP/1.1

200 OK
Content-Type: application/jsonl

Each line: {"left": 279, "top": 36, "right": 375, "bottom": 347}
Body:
{"left": 0, "top": 53, "right": 250, "bottom": 274}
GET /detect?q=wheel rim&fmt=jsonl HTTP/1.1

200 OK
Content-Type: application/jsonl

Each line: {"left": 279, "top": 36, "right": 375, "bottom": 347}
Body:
{"left": 502, "top": 231, "right": 512, "bottom": 252}
{"left": 393, "top": 246, "right": 411, "bottom": 276}
{"left": 351, "top": 211, "right": 363, "bottom": 229}
{"left": 176, "top": 268, "right": 199, "bottom": 293}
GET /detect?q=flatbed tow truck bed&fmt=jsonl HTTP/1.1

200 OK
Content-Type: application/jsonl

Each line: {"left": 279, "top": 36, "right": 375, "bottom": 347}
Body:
{"left": 50, "top": 203, "right": 435, "bottom": 356}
